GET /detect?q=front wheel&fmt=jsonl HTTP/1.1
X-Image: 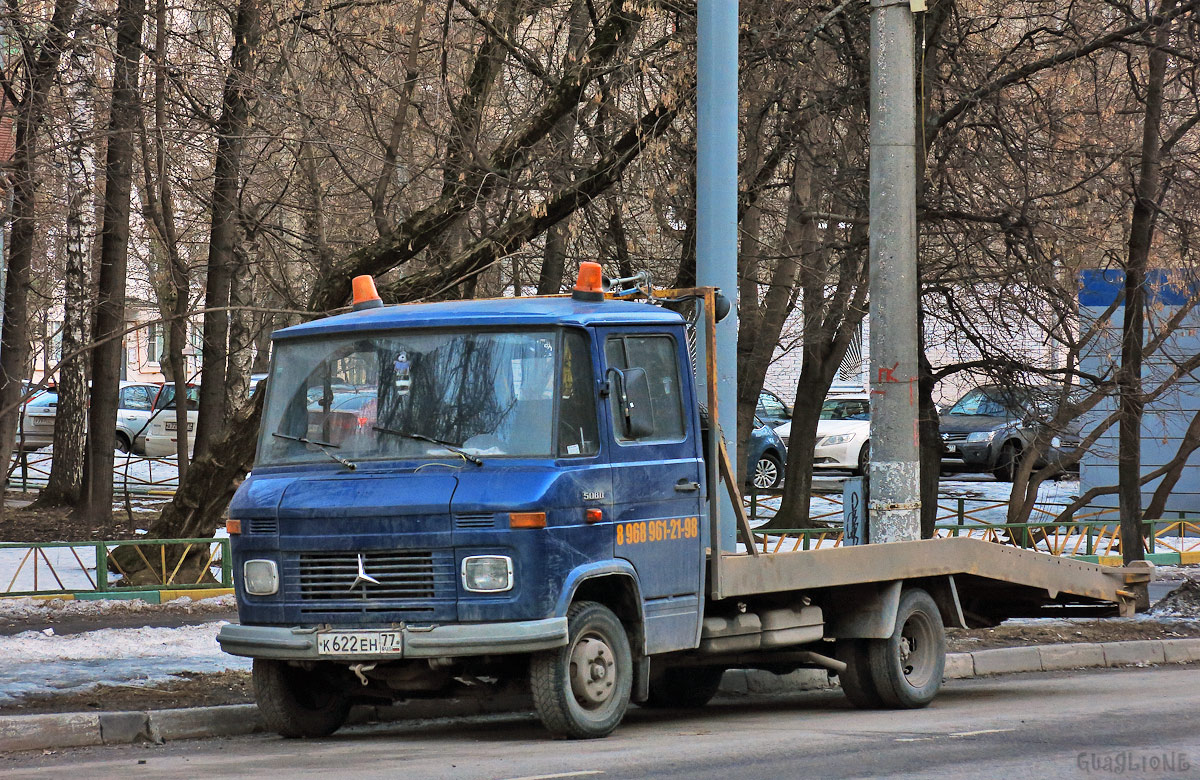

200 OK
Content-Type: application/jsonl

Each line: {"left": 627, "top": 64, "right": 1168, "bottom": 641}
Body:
{"left": 531, "top": 601, "right": 633, "bottom": 739}
{"left": 752, "top": 452, "right": 783, "bottom": 490}
{"left": 253, "top": 659, "right": 352, "bottom": 738}
{"left": 866, "top": 588, "right": 946, "bottom": 708}
{"left": 855, "top": 442, "right": 870, "bottom": 476}
{"left": 993, "top": 442, "right": 1020, "bottom": 482}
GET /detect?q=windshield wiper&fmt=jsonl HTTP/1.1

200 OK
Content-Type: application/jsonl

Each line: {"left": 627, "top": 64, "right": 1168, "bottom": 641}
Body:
{"left": 271, "top": 432, "right": 357, "bottom": 471}
{"left": 372, "top": 426, "right": 483, "bottom": 466}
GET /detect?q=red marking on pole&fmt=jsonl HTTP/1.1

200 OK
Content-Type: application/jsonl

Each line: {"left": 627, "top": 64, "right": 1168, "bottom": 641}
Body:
{"left": 877, "top": 363, "right": 899, "bottom": 383}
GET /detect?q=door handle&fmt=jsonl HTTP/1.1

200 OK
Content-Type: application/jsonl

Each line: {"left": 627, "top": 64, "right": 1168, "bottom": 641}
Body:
{"left": 675, "top": 480, "right": 701, "bottom": 492}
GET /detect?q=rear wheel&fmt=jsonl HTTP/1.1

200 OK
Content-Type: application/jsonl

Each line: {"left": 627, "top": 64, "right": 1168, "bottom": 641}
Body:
{"left": 531, "top": 601, "right": 633, "bottom": 738}
{"left": 865, "top": 588, "right": 946, "bottom": 708}
{"left": 253, "top": 659, "right": 352, "bottom": 738}
{"left": 835, "top": 639, "right": 884, "bottom": 709}
{"left": 752, "top": 452, "right": 783, "bottom": 490}
{"left": 115, "top": 433, "right": 131, "bottom": 454}
{"left": 643, "top": 666, "right": 724, "bottom": 709}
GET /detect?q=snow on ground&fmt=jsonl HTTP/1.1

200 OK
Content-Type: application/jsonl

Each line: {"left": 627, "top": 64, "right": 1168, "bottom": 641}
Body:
{"left": 0, "top": 621, "right": 248, "bottom": 705}
{"left": 10, "top": 446, "right": 179, "bottom": 490}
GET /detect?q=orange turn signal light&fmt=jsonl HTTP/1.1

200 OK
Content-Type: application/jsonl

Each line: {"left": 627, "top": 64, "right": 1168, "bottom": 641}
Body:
{"left": 509, "top": 511, "right": 547, "bottom": 529}
{"left": 586, "top": 508, "right": 603, "bottom": 524}
{"left": 226, "top": 518, "right": 242, "bottom": 535}
{"left": 352, "top": 274, "right": 384, "bottom": 310}
{"left": 572, "top": 262, "right": 605, "bottom": 302}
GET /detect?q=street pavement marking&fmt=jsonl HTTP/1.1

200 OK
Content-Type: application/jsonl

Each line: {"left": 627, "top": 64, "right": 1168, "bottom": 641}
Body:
{"left": 895, "top": 728, "right": 1015, "bottom": 743}
{"left": 949, "top": 728, "right": 1015, "bottom": 738}
{"left": 496, "top": 768, "right": 604, "bottom": 772}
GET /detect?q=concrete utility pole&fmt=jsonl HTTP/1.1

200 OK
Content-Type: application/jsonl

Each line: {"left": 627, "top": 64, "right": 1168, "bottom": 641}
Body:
{"left": 696, "top": 0, "right": 739, "bottom": 552}
{"left": 867, "top": 0, "right": 922, "bottom": 543}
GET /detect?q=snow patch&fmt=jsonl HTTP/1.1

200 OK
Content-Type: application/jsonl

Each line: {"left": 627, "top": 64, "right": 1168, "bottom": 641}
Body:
{"left": 0, "top": 621, "right": 248, "bottom": 704}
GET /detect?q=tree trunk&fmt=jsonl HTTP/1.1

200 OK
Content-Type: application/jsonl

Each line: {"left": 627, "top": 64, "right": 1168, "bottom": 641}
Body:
{"left": 916, "top": 320, "right": 940, "bottom": 539}
{"left": 226, "top": 229, "right": 257, "bottom": 411}
{"left": 193, "top": 0, "right": 260, "bottom": 459}
{"left": 0, "top": 0, "right": 80, "bottom": 514}
{"left": 1118, "top": 0, "right": 1176, "bottom": 568}
{"left": 82, "top": 0, "right": 145, "bottom": 523}
{"left": 37, "top": 22, "right": 94, "bottom": 507}
{"left": 537, "top": 0, "right": 589, "bottom": 296}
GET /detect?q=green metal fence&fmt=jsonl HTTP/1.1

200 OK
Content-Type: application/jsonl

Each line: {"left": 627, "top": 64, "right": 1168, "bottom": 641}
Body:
{"left": 0, "top": 537, "right": 230, "bottom": 599}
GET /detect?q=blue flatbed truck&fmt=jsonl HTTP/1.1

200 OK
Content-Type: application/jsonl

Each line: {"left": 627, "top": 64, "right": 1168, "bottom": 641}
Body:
{"left": 218, "top": 267, "right": 1149, "bottom": 739}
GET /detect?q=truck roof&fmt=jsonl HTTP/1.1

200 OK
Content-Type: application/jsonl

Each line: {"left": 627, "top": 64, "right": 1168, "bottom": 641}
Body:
{"left": 274, "top": 296, "right": 685, "bottom": 340}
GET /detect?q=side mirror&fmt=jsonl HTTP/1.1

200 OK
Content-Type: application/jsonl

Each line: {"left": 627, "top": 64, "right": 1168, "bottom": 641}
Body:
{"left": 610, "top": 367, "right": 655, "bottom": 439}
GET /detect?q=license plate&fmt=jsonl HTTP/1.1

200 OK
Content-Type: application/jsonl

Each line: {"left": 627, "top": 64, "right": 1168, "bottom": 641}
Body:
{"left": 946, "top": 445, "right": 958, "bottom": 454}
{"left": 33, "top": 418, "right": 54, "bottom": 426}
{"left": 316, "top": 630, "right": 403, "bottom": 656}
{"left": 165, "top": 421, "right": 194, "bottom": 432}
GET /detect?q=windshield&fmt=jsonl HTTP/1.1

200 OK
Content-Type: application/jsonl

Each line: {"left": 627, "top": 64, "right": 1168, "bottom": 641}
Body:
{"left": 259, "top": 329, "right": 566, "bottom": 466}
{"left": 819, "top": 399, "right": 869, "bottom": 420}
{"left": 947, "top": 388, "right": 1020, "bottom": 417}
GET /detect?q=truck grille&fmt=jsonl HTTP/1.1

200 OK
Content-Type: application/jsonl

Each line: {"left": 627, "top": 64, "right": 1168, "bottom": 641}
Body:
{"left": 942, "top": 432, "right": 969, "bottom": 443}
{"left": 296, "top": 551, "right": 453, "bottom": 601}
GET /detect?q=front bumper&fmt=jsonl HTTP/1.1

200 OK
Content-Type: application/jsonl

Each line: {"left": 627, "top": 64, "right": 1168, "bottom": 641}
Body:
{"left": 941, "top": 441, "right": 994, "bottom": 468}
{"left": 217, "top": 617, "right": 569, "bottom": 661}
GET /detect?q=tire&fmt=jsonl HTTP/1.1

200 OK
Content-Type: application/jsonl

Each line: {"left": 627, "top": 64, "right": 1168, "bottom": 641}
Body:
{"left": 115, "top": 433, "right": 131, "bottom": 454}
{"left": 642, "top": 666, "right": 724, "bottom": 709}
{"left": 835, "top": 639, "right": 884, "bottom": 709}
{"left": 253, "top": 659, "right": 352, "bottom": 739}
{"left": 855, "top": 442, "right": 870, "bottom": 476}
{"left": 531, "top": 601, "right": 633, "bottom": 739}
{"left": 752, "top": 452, "right": 783, "bottom": 490}
{"left": 993, "top": 442, "right": 1020, "bottom": 482}
{"left": 865, "top": 588, "right": 946, "bottom": 709}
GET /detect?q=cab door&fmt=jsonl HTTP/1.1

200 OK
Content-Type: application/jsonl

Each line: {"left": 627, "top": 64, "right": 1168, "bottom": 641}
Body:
{"left": 599, "top": 326, "right": 704, "bottom": 654}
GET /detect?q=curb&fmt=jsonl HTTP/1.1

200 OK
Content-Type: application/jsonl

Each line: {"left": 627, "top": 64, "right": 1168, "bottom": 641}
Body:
{"left": 2, "top": 639, "right": 1199, "bottom": 753}
{"left": 0, "top": 694, "right": 533, "bottom": 754}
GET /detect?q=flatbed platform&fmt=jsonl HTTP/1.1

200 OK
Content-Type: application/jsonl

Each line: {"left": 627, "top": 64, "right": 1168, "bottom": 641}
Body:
{"left": 716, "top": 536, "right": 1149, "bottom": 617}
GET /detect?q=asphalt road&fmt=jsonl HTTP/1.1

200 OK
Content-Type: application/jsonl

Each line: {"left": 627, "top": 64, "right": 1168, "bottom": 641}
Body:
{"left": 3, "top": 665, "right": 1198, "bottom": 779}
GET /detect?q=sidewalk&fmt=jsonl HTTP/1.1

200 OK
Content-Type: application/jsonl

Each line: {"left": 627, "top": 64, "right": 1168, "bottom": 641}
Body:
{"left": 2, "top": 637, "right": 1199, "bottom": 754}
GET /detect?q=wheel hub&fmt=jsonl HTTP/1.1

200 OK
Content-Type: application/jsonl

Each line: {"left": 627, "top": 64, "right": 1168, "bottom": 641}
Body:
{"left": 570, "top": 636, "right": 616, "bottom": 707}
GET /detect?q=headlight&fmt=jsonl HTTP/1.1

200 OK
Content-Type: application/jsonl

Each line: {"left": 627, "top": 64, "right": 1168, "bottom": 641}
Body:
{"left": 966, "top": 430, "right": 997, "bottom": 443}
{"left": 462, "top": 555, "right": 513, "bottom": 593}
{"left": 821, "top": 433, "right": 853, "bottom": 446}
{"left": 243, "top": 559, "right": 279, "bottom": 596}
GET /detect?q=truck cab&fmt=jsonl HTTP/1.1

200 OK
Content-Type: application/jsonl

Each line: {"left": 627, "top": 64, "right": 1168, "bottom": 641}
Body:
{"left": 220, "top": 293, "right": 710, "bottom": 738}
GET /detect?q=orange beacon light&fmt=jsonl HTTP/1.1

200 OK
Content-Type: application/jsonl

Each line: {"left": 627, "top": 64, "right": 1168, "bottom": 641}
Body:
{"left": 352, "top": 275, "right": 384, "bottom": 310}
{"left": 572, "top": 262, "right": 605, "bottom": 302}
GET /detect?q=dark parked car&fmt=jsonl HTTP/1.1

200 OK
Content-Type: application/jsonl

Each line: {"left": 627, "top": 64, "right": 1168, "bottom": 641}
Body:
{"left": 755, "top": 389, "right": 792, "bottom": 430}
{"left": 940, "top": 385, "right": 1080, "bottom": 481}
{"left": 747, "top": 415, "right": 788, "bottom": 490}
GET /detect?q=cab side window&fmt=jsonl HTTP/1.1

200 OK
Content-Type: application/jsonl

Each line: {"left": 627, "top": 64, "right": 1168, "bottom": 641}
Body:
{"left": 605, "top": 335, "right": 685, "bottom": 443}
{"left": 558, "top": 331, "right": 600, "bottom": 457}
{"left": 120, "top": 386, "right": 152, "bottom": 411}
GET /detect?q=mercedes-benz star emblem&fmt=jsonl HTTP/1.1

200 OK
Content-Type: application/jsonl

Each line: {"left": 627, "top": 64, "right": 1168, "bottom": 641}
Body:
{"left": 348, "top": 554, "right": 381, "bottom": 592}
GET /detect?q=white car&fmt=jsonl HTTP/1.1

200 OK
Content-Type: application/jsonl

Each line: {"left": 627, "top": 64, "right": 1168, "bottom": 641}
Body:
{"left": 141, "top": 384, "right": 200, "bottom": 458}
{"left": 773, "top": 394, "right": 871, "bottom": 474}
{"left": 16, "top": 381, "right": 161, "bottom": 453}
